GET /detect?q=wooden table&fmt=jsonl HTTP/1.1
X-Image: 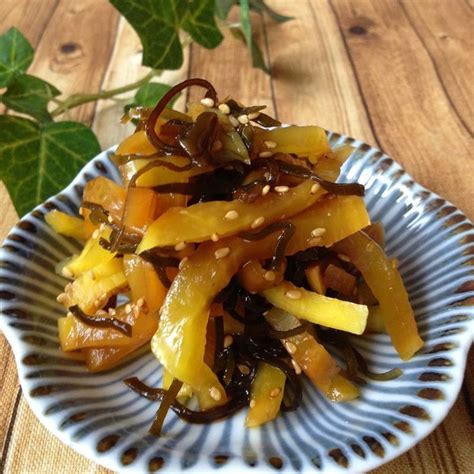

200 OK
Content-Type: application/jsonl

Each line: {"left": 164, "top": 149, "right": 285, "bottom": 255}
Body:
{"left": 1, "top": 0, "right": 472, "bottom": 472}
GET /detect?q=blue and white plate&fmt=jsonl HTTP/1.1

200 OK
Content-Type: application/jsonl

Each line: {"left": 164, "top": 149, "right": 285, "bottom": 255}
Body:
{"left": 0, "top": 133, "right": 473, "bottom": 473}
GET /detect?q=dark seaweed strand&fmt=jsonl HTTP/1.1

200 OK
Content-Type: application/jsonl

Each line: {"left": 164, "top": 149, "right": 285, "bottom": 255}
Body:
{"left": 238, "top": 221, "right": 295, "bottom": 271}
{"left": 124, "top": 378, "right": 248, "bottom": 424}
{"left": 80, "top": 202, "right": 141, "bottom": 253}
{"left": 276, "top": 160, "right": 365, "bottom": 196}
{"left": 128, "top": 158, "right": 193, "bottom": 188}
{"left": 352, "top": 346, "right": 403, "bottom": 381}
{"left": 69, "top": 305, "right": 132, "bottom": 337}
{"left": 140, "top": 250, "right": 180, "bottom": 289}
{"left": 146, "top": 78, "right": 218, "bottom": 154}
{"left": 149, "top": 378, "right": 183, "bottom": 436}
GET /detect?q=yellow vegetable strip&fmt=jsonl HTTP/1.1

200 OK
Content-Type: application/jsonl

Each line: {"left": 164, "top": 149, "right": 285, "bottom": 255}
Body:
{"left": 246, "top": 362, "right": 286, "bottom": 428}
{"left": 151, "top": 195, "right": 370, "bottom": 409}
{"left": 45, "top": 210, "right": 94, "bottom": 241}
{"left": 139, "top": 180, "right": 325, "bottom": 251}
{"left": 252, "top": 126, "right": 331, "bottom": 156}
{"left": 333, "top": 231, "right": 423, "bottom": 360}
{"left": 263, "top": 282, "right": 368, "bottom": 335}
{"left": 264, "top": 308, "right": 359, "bottom": 401}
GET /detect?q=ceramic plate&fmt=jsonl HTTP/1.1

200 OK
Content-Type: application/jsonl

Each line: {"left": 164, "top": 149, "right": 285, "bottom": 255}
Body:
{"left": 1, "top": 132, "right": 473, "bottom": 473}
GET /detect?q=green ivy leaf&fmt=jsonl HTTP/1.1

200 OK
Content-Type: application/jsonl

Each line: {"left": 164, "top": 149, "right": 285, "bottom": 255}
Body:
{"left": 215, "top": 0, "right": 236, "bottom": 19}
{"left": 134, "top": 82, "right": 172, "bottom": 107}
{"left": 0, "top": 27, "right": 34, "bottom": 86}
{"left": 183, "top": 0, "right": 223, "bottom": 48}
{"left": 0, "top": 116, "right": 101, "bottom": 216}
{"left": 1, "top": 74, "right": 61, "bottom": 123}
{"left": 239, "top": 0, "right": 269, "bottom": 73}
{"left": 249, "top": 0, "right": 293, "bottom": 22}
{"left": 110, "top": 0, "right": 187, "bottom": 70}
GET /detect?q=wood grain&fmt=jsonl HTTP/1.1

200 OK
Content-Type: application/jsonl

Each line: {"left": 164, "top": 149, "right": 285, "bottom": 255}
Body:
{"left": 265, "top": 0, "right": 375, "bottom": 144}
{"left": 92, "top": 17, "right": 190, "bottom": 150}
{"left": 401, "top": 0, "right": 474, "bottom": 134}
{"left": 27, "top": 0, "right": 120, "bottom": 125}
{"left": 330, "top": 0, "right": 473, "bottom": 220}
{"left": 188, "top": 11, "right": 275, "bottom": 115}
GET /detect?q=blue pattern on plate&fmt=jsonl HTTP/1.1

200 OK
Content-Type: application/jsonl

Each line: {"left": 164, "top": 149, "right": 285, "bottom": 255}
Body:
{"left": 0, "top": 133, "right": 473, "bottom": 473}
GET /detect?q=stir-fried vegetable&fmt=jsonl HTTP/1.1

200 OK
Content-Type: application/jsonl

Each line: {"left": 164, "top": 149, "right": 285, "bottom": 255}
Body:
{"left": 47, "top": 78, "right": 423, "bottom": 435}
{"left": 333, "top": 231, "right": 423, "bottom": 360}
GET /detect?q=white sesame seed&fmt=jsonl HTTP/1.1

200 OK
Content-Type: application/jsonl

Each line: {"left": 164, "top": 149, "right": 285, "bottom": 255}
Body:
{"left": 224, "top": 210, "right": 239, "bottom": 220}
{"left": 264, "top": 270, "right": 276, "bottom": 282}
{"left": 285, "top": 289, "right": 302, "bottom": 300}
{"left": 310, "top": 183, "right": 320, "bottom": 194}
{"left": 285, "top": 342, "right": 297, "bottom": 354}
{"left": 107, "top": 215, "right": 114, "bottom": 223}
{"left": 224, "top": 335, "right": 234, "bottom": 348}
{"left": 218, "top": 103, "right": 230, "bottom": 114}
{"left": 291, "top": 359, "right": 302, "bottom": 374}
{"left": 249, "top": 399, "right": 256, "bottom": 408}
{"left": 251, "top": 216, "right": 265, "bottom": 229}
{"left": 211, "top": 232, "right": 220, "bottom": 242}
{"left": 274, "top": 185, "right": 289, "bottom": 194}
{"left": 67, "top": 312, "right": 73, "bottom": 318}
{"left": 79, "top": 207, "right": 85, "bottom": 216}
{"left": 248, "top": 111, "right": 260, "bottom": 120}
{"left": 200, "top": 97, "right": 215, "bottom": 108}
{"left": 108, "top": 308, "right": 116, "bottom": 316}
{"left": 338, "top": 253, "right": 351, "bottom": 263}
{"left": 238, "top": 364, "right": 250, "bottom": 375}
{"left": 263, "top": 310, "right": 269, "bottom": 316}
{"left": 62, "top": 267, "right": 73, "bottom": 278}
{"left": 175, "top": 241, "right": 187, "bottom": 251}
{"left": 179, "top": 256, "right": 188, "bottom": 270}
{"left": 133, "top": 305, "right": 140, "bottom": 317}
{"left": 229, "top": 115, "right": 239, "bottom": 127}
{"left": 137, "top": 298, "right": 145, "bottom": 308}
{"left": 259, "top": 151, "right": 273, "bottom": 158}
{"left": 264, "top": 171, "right": 271, "bottom": 180}
{"left": 56, "top": 293, "right": 66, "bottom": 303}
{"left": 264, "top": 140, "right": 277, "bottom": 149}
{"left": 92, "top": 229, "right": 100, "bottom": 240}
{"left": 261, "top": 184, "right": 270, "bottom": 196}
{"left": 99, "top": 223, "right": 106, "bottom": 231}
{"left": 308, "top": 237, "right": 322, "bottom": 247}
{"left": 125, "top": 304, "right": 132, "bottom": 314}
{"left": 214, "top": 247, "right": 230, "bottom": 259}
{"left": 311, "top": 227, "right": 326, "bottom": 238}
{"left": 210, "top": 386, "right": 222, "bottom": 401}
{"left": 238, "top": 114, "right": 249, "bottom": 124}
{"left": 270, "top": 387, "right": 281, "bottom": 398}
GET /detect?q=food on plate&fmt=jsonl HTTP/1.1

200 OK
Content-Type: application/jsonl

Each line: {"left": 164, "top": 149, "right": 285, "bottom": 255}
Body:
{"left": 48, "top": 78, "right": 423, "bottom": 434}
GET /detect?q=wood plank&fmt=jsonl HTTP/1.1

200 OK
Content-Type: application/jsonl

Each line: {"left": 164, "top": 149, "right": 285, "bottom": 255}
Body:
{"left": 92, "top": 17, "right": 189, "bottom": 150}
{"left": 0, "top": 0, "right": 59, "bottom": 49}
{"left": 266, "top": 0, "right": 375, "bottom": 144}
{"left": 27, "top": 0, "right": 120, "bottom": 125}
{"left": 401, "top": 0, "right": 473, "bottom": 134}
{"left": 2, "top": 397, "right": 110, "bottom": 474}
{"left": 188, "top": 12, "right": 275, "bottom": 115}
{"left": 330, "top": 0, "right": 473, "bottom": 220}
{"left": 374, "top": 385, "right": 474, "bottom": 473}
{"left": 0, "top": 0, "right": 60, "bottom": 114}
{"left": 0, "top": 183, "right": 19, "bottom": 456}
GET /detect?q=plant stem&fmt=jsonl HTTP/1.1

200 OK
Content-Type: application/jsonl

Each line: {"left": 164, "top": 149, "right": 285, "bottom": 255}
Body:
{"left": 51, "top": 69, "right": 161, "bottom": 118}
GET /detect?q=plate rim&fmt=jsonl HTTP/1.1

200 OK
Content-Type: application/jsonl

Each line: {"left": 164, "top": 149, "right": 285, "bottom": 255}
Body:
{"left": 1, "top": 136, "right": 473, "bottom": 473}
